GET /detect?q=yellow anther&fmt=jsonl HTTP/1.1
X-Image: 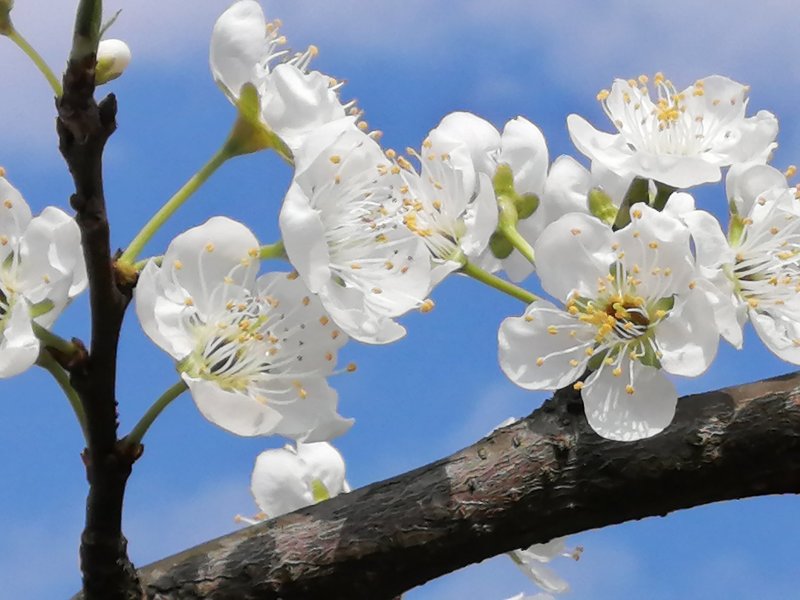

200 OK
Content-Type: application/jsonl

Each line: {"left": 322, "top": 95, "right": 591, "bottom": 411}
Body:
{"left": 173, "top": 259, "right": 183, "bottom": 270}
{"left": 569, "top": 359, "right": 579, "bottom": 367}
{"left": 350, "top": 262, "right": 362, "bottom": 270}
{"left": 184, "top": 297, "right": 194, "bottom": 306}
{"left": 325, "top": 352, "right": 333, "bottom": 361}
{"left": 655, "top": 309, "right": 667, "bottom": 319}
{"left": 547, "top": 325, "right": 559, "bottom": 335}
{"left": 770, "top": 226, "right": 780, "bottom": 235}
{"left": 648, "top": 241, "right": 659, "bottom": 249}
{"left": 432, "top": 200, "right": 442, "bottom": 210}
{"left": 638, "top": 74, "right": 649, "bottom": 84}
{"left": 371, "top": 287, "right": 383, "bottom": 294}
{"left": 570, "top": 228, "right": 582, "bottom": 236}
{"left": 596, "top": 89, "right": 610, "bottom": 101}
{"left": 346, "top": 363, "right": 357, "bottom": 372}
{"left": 420, "top": 298, "right": 435, "bottom": 313}
{"left": 585, "top": 347, "right": 594, "bottom": 356}
{"left": 573, "top": 381, "right": 584, "bottom": 391}
{"left": 205, "top": 242, "right": 215, "bottom": 252}
{"left": 287, "top": 271, "right": 299, "bottom": 280}
{"left": 302, "top": 296, "right": 310, "bottom": 306}
{"left": 688, "top": 280, "right": 696, "bottom": 290}
{"left": 329, "top": 154, "right": 341, "bottom": 164}
{"left": 748, "top": 298, "right": 759, "bottom": 308}
{"left": 524, "top": 314, "right": 534, "bottom": 322}
{"left": 625, "top": 384, "right": 635, "bottom": 395}
{"left": 3, "top": 200, "right": 12, "bottom": 209}
{"left": 612, "top": 367, "right": 622, "bottom": 377}
{"left": 536, "top": 357, "right": 545, "bottom": 366}
{"left": 357, "top": 121, "right": 369, "bottom": 131}
{"left": 654, "top": 72, "right": 665, "bottom": 83}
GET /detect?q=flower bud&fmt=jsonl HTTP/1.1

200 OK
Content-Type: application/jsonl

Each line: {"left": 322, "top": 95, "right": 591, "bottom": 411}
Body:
{"left": 95, "top": 39, "right": 130, "bottom": 84}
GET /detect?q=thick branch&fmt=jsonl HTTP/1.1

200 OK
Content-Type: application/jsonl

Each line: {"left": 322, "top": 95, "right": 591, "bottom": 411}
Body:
{"left": 138, "top": 371, "right": 800, "bottom": 599}
{"left": 58, "top": 52, "right": 138, "bottom": 599}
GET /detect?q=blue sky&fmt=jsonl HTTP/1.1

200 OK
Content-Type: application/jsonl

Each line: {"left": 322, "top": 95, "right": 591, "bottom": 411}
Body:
{"left": 0, "top": 1, "right": 799, "bottom": 598}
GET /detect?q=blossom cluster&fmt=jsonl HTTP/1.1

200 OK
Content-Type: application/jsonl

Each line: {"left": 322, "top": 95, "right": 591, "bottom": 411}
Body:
{"left": 128, "top": 2, "right": 800, "bottom": 448}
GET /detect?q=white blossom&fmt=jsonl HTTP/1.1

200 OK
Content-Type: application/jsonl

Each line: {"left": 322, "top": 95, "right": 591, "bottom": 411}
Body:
{"left": 210, "top": 0, "right": 353, "bottom": 150}
{"left": 241, "top": 441, "right": 349, "bottom": 523}
{"left": 428, "top": 112, "right": 550, "bottom": 281}
{"left": 280, "top": 121, "right": 432, "bottom": 344}
{"left": 684, "top": 164, "right": 800, "bottom": 360}
{"left": 135, "top": 217, "right": 352, "bottom": 441}
{"left": 0, "top": 177, "right": 86, "bottom": 377}
{"left": 499, "top": 206, "right": 718, "bottom": 441}
{"left": 397, "top": 123, "right": 497, "bottom": 284}
{"left": 568, "top": 74, "right": 778, "bottom": 189}
{"left": 509, "top": 537, "right": 583, "bottom": 596}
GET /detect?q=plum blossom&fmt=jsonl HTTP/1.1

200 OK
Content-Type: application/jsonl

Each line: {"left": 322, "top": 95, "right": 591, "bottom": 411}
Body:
{"left": 210, "top": 0, "right": 352, "bottom": 150}
{"left": 0, "top": 177, "right": 86, "bottom": 378}
{"left": 238, "top": 440, "right": 349, "bottom": 524}
{"left": 499, "top": 206, "right": 719, "bottom": 441}
{"left": 684, "top": 164, "right": 800, "bottom": 360}
{"left": 426, "top": 112, "right": 550, "bottom": 281}
{"left": 135, "top": 217, "right": 352, "bottom": 441}
{"left": 396, "top": 123, "right": 497, "bottom": 284}
{"left": 509, "top": 537, "right": 583, "bottom": 596}
{"left": 568, "top": 74, "right": 778, "bottom": 189}
{"left": 280, "top": 121, "right": 432, "bottom": 344}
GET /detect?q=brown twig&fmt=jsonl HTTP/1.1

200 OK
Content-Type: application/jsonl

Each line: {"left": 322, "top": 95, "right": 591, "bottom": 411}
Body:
{"left": 58, "top": 49, "right": 139, "bottom": 600}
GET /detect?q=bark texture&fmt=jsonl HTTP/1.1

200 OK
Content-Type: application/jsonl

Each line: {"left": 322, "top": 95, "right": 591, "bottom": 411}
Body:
{"left": 58, "top": 50, "right": 139, "bottom": 600}
{"left": 134, "top": 370, "right": 800, "bottom": 600}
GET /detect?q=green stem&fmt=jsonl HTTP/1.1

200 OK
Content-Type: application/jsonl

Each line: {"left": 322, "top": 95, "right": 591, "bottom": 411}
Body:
{"left": 118, "top": 146, "right": 233, "bottom": 265}
{"left": 460, "top": 260, "right": 537, "bottom": 304}
{"left": 32, "top": 323, "right": 78, "bottom": 358}
{"left": 6, "top": 28, "right": 62, "bottom": 96}
{"left": 124, "top": 380, "right": 188, "bottom": 448}
{"left": 37, "top": 351, "right": 88, "bottom": 441}
{"left": 500, "top": 224, "right": 536, "bottom": 265}
{"left": 259, "top": 240, "right": 285, "bottom": 260}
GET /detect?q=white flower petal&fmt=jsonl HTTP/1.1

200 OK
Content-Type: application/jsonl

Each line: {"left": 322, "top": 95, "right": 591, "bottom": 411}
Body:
{"left": 657, "top": 291, "right": 719, "bottom": 376}
{"left": 582, "top": 362, "right": 677, "bottom": 441}
{"left": 186, "top": 375, "right": 284, "bottom": 437}
{"left": 209, "top": 0, "right": 267, "bottom": 100}
{"left": 534, "top": 213, "right": 614, "bottom": 301}
{"left": 499, "top": 300, "right": 592, "bottom": 390}
{"left": 0, "top": 298, "right": 39, "bottom": 378}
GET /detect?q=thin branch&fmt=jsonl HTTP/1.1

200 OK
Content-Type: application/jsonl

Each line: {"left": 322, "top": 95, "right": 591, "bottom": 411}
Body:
{"left": 57, "top": 21, "right": 139, "bottom": 599}
{"left": 133, "top": 370, "right": 800, "bottom": 599}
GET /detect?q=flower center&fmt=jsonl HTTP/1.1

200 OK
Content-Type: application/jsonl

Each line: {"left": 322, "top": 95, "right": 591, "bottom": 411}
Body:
{"left": 180, "top": 296, "right": 273, "bottom": 391}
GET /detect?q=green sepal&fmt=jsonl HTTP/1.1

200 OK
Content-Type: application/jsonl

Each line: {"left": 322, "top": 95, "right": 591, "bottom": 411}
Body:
{"left": 515, "top": 193, "right": 539, "bottom": 219}
{"left": 651, "top": 295, "right": 675, "bottom": 314}
{"left": 225, "top": 83, "right": 293, "bottom": 160}
{"left": 310, "top": 478, "right": 330, "bottom": 503}
{"left": 613, "top": 177, "right": 650, "bottom": 230}
{"left": 586, "top": 346, "right": 610, "bottom": 372}
{"left": 728, "top": 213, "right": 745, "bottom": 247}
{"left": 489, "top": 230, "right": 514, "bottom": 259}
{"left": 637, "top": 340, "right": 662, "bottom": 369}
{"left": 28, "top": 299, "right": 54, "bottom": 318}
{"left": 493, "top": 164, "right": 539, "bottom": 220}
{"left": 588, "top": 187, "right": 618, "bottom": 226}
{"left": 493, "top": 164, "right": 515, "bottom": 197}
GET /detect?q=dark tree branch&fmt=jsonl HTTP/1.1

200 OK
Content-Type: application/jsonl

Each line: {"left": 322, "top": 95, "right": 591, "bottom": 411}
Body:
{"left": 58, "top": 52, "right": 138, "bottom": 600}
{"left": 132, "top": 371, "right": 800, "bottom": 600}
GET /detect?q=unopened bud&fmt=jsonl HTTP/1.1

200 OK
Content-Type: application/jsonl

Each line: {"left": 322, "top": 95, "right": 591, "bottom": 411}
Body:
{"left": 95, "top": 39, "right": 131, "bottom": 84}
